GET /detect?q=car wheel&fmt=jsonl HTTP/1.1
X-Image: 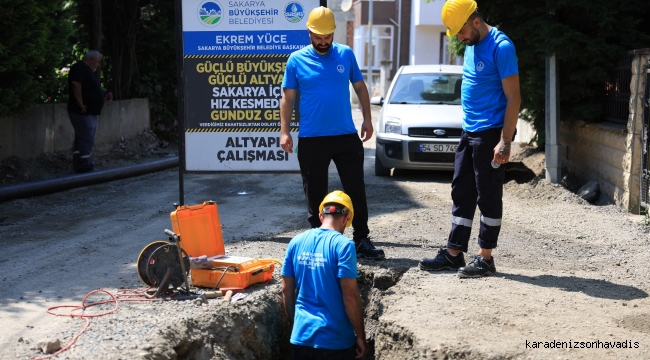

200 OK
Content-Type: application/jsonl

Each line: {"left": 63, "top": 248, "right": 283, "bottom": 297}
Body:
{"left": 374, "top": 151, "right": 391, "bottom": 176}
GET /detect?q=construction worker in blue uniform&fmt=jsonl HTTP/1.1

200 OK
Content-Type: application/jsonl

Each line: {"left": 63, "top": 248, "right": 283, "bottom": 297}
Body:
{"left": 282, "top": 191, "right": 368, "bottom": 359}
{"left": 419, "top": 0, "right": 521, "bottom": 277}
{"left": 280, "top": 6, "right": 385, "bottom": 260}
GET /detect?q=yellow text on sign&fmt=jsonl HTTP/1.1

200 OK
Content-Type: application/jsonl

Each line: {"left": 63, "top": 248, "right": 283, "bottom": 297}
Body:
{"left": 264, "top": 110, "right": 280, "bottom": 120}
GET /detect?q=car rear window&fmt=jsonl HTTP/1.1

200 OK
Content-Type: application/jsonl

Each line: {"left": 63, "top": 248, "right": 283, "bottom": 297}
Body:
{"left": 388, "top": 73, "right": 463, "bottom": 105}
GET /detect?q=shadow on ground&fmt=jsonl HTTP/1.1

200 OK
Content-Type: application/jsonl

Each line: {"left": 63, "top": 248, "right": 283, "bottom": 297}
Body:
{"left": 357, "top": 258, "right": 420, "bottom": 269}
{"left": 504, "top": 161, "right": 537, "bottom": 183}
{"left": 389, "top": 169, "right": 454, "bottom": 183}
{"left": 501, "top": 273, "right": 648, "bottom": 300}
{"left": 380, "top": 160, "right": 536, "bottom": 185}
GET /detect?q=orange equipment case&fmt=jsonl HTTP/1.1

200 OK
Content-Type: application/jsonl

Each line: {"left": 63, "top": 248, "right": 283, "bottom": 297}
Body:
{"left": 170, "top": 201, "right": 226, "bottom": 258}
{"left": 170, "top": 201, "right": 276, "bottom": 289}
{"left": 190, "top": 256, "right": 276, "bottom": 289}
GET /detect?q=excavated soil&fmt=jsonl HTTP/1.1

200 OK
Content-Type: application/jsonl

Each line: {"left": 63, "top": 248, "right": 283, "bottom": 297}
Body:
{"left": 2, "top": 109, "right": 650, "bottom": 360}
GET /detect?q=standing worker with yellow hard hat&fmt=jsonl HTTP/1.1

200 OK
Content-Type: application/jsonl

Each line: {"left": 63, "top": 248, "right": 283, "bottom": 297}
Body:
{"left": 282, "top": 190, "right": 368, "bottom": 359}
{"left": 280, "top": 6, "right": 385, "bottom": 260}
{"left": 419, "top": 0, "right": 521, "bottom": 277}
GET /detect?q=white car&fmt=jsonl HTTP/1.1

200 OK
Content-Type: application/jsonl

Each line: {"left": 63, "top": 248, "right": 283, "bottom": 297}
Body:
{"left": 371, "top": 65, "right": 464, "bottom": 176}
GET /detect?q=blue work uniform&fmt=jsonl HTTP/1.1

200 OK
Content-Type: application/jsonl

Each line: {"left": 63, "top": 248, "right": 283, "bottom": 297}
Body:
{"left": 448, "top": 27, "right": 519, "bottom": 252}
{"left": 282, "top": 43, "right": 370, "bottom": 241}
{"left": 282, "top": 228, "right": 358, "bottom": 350}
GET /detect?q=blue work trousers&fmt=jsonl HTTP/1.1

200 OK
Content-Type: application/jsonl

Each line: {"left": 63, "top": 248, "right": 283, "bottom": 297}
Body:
{"left": 297, "top": 133, "right": 369, "bottom": 240}
{"left": 447, "top": 128, "right": 506, "bottom": 252}
{"left": 68, "top": 112, "right": 98, "bottom": 173}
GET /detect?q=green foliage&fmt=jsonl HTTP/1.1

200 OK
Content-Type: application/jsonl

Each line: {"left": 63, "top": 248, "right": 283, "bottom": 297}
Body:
{"left": 133, "top": 0, "right": 179, "bottom": 139}
{"left": 444, "top": 0, "right": 650, "bottom": 146}
{"left": 67, "top": 0, "right": 179, "bottom": 138}
{"left": 0, "top": 0, "right": 73, "bottom": 116}
{"left": 0, "top": 0, "right": 180, "bottom": 139}
{"left": 448, "top": 36, "right": 465, "bottom": 58}
{"left": 39, "top": 0, "right": 90, "bottom": 105}
{"left": 41, "top": 44, "right": 86, "bottom": 104}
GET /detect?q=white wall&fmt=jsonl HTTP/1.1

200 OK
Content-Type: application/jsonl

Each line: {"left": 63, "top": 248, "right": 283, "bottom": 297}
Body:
{"left": 0, "top": 99, "right": 150, "bottom": 160}
{"left": 328, "top": 0, "right": 354, "bottom": 45}
{"left": 409, "top": 0, "right": 447, "bottom": 65}
{"left": 410, "top": 25, "right": 435, "bottom": 64}
{"left": 413, "top": 0, "right": 444, "bottom": 26}
{"left": 409, "top": 25, "right": 448, "bottom": 65}
{"left": 516, "top": 119, "right": 536, "bottom": 145}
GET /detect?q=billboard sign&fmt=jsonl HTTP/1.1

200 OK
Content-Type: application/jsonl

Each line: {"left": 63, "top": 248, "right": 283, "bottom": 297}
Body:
{"left": 181, "top": 0, "right": 317, "bottom": 171}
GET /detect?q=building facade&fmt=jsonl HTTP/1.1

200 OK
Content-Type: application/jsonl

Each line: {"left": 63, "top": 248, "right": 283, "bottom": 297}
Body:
{"left": 328, "top": 0, "right": 460, "bottom": 96}
{"left": 409, "top": 0, "right": 462, "bottom": 66}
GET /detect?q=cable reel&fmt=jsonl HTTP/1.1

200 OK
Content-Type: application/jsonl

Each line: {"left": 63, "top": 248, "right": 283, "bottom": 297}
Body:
{"left": 137, "top": 240, "right": 189, "bottom": 290}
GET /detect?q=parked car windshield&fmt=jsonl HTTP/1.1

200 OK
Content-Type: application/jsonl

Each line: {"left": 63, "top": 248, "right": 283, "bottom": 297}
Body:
{"left": 388, "top": 73, "right": 463, "bottom": 105}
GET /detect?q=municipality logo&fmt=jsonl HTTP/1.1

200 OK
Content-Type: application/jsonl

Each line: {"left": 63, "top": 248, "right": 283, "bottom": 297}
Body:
{"left": 337, "top": 64, "right": 345, "bottom": 73}
{"left": 198, "top": 1, "right": 223, "bottom": 27}
{"left": 284, "top": 2, "right": 304, "bottom": 23}
{"left": 477, "top": 61, "right": 485, "bottom": 72}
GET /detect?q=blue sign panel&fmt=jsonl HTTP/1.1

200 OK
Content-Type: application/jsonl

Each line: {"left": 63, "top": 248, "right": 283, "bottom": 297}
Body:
{"left": 183, "top": 30, "right": 309, "bottom": 55}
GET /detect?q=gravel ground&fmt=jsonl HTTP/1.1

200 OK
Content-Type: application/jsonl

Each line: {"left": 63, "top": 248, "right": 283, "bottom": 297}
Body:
{"left": 2, "top": 107, "right": 650, "bottom": 359}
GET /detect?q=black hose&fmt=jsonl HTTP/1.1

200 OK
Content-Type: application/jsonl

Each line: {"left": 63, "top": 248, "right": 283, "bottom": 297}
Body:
{"left": 0, "top": 156, "right": 178, "bottom": 202}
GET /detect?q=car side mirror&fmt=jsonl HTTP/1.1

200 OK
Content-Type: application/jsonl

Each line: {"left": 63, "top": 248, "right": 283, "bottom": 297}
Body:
{"left": 370, "top": 96, "right": 384, "bottom": 106}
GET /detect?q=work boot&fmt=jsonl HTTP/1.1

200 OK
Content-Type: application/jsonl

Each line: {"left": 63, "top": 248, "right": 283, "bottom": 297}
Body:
{"left": 457, "top": 255, "right": 496, "bottom": 278}
{"left": 419, "top": 247, "right": 465, "bottom": 271}
{"left": 355, "top": 238, "right": 385, "bottom": 260}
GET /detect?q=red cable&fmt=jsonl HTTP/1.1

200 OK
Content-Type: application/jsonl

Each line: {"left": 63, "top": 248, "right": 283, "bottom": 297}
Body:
{"left": 32, "top": 288, "right": 159, "bottom": 360}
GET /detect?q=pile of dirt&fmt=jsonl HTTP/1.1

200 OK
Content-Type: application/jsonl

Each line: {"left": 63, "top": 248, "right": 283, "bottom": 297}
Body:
{"left": 509, "top": 143, "right": 545, "bottom": 174}
{"left": 107, "top": 128, "right": 175, "bottom": 161}
{"left": 0, "top": 129, "right": 178, "bottom": 187}
{"left": 506, "top": 143, "right": 616, "bottom": 207}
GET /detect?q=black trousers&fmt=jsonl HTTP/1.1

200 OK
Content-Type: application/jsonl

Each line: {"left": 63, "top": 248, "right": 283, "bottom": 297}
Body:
{"left": 447, "top": 128, "right": 506, "bottom": 252}
{"left": 293, "top": 344, "right": 356, "bottom": 360}
{"left": 297, "top": 133, "right": 369, "bottom": 240}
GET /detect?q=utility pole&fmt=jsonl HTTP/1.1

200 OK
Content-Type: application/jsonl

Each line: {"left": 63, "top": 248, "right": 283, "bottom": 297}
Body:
{"left": 545, "top": 3, "right": 561, "bottom": 183}
{"left": 545, "top": 54, "right": 561, "bottom": 183}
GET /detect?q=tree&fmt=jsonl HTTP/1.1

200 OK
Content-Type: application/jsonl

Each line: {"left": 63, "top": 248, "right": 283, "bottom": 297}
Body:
{"left": 0, "top": 0, "right": 178, "bottom": 138}
{"left": 0, "top": 0, "right": 72, "bottom": 116}
{"left": 67, "top": 0, "right": 178, "bottom": 136}
{"left": 75, "top": 0, "right": 178, "bottom": 128}
{"left": 102, "top": 0, "right": 140, "bottom": 100}
{"left": 439, "top": 0, "right": 650, "bottom": 145}
{"left": 132, "top": 0, "right": 178, "bottom": 136}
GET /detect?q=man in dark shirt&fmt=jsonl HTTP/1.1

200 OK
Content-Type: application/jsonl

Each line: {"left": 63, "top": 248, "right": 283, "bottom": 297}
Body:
{"left": 67, "top": 50, "right": 104, "bottom": 173}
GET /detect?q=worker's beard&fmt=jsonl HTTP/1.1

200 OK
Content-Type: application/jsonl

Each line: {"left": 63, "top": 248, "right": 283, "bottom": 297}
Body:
{"left": 463, "top": 26, "right": 481, "bottom": 46}
{"left": 312, "top": 40, "right": 332, "bottom": 54}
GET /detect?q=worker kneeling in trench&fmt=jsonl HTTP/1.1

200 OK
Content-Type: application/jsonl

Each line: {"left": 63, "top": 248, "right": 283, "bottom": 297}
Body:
{"left": 282, "top": 190, "right": 367, "bottom": 359}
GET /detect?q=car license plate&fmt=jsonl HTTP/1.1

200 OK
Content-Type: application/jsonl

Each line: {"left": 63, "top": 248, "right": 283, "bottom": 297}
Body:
{"left": 418, "top": 144, "right": 457, "bottom": 153}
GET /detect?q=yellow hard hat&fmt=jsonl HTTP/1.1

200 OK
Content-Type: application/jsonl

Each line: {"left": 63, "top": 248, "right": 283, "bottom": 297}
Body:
{"left": 441, "top": 0, "right": 477, "bottom": 37}
{"left": 319, "top": 190, "right": 354, "bottom": 228}
{"left": 306, "top": 6, "right": 336, "bottom": 35}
